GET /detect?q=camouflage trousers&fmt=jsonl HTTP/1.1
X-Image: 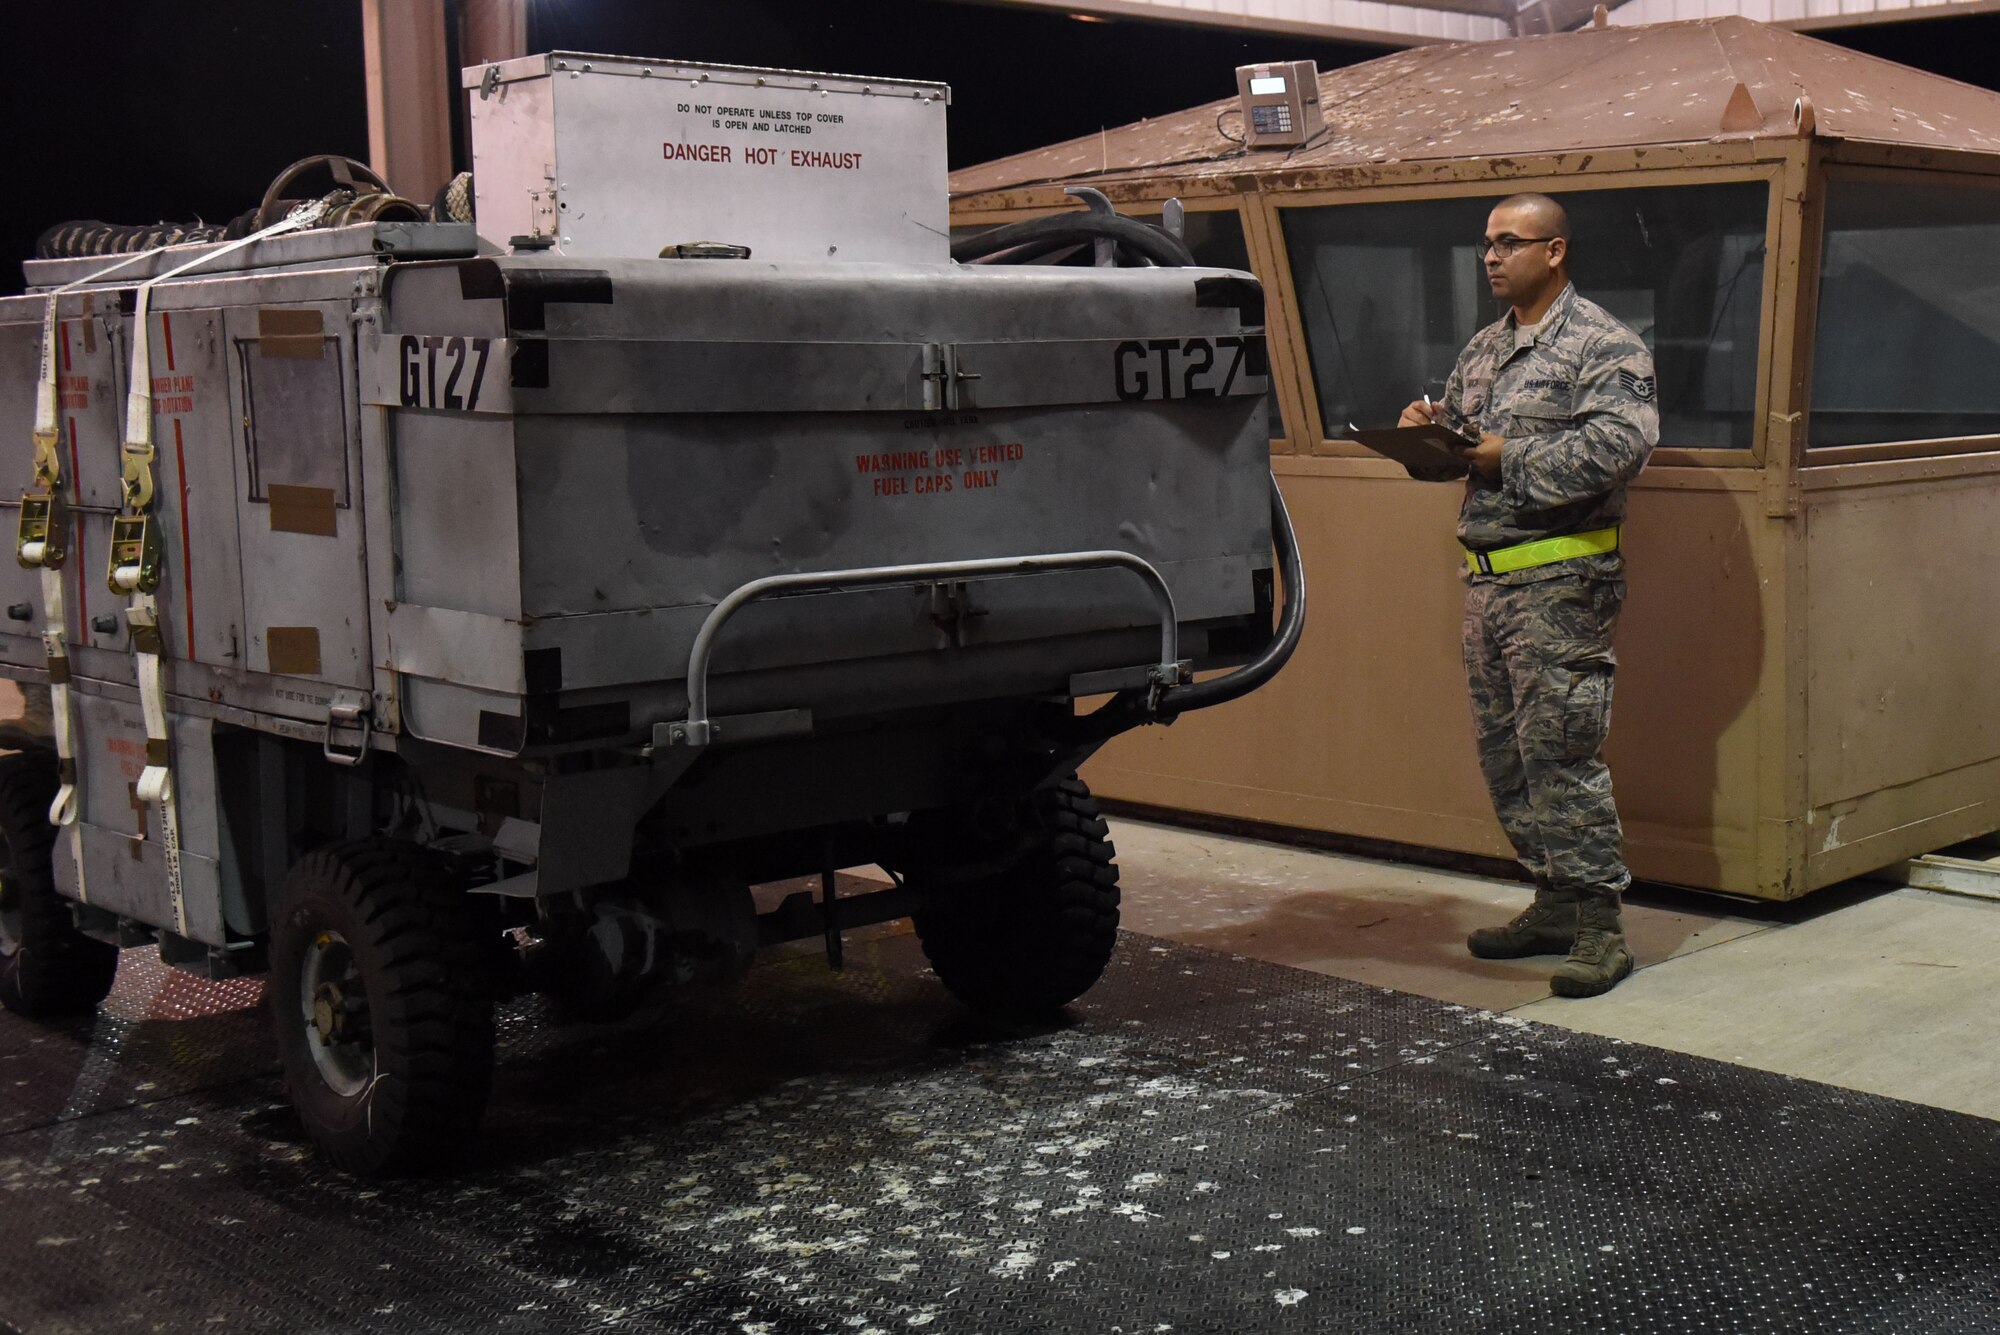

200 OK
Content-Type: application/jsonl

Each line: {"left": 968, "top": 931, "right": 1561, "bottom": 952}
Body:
{"left": 1462, "top": 575, "right": 1630, "bottom": 897}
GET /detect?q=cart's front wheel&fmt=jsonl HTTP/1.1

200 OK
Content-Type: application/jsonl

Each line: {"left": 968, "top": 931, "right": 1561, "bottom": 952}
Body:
{"left": 0, "top": 751, "right": 117, "bottom": 1018}
{"left": 908, "top": 774, "right": 1121, "bottom": 1017}
{"left": 268, "top": 841, "right": 494, "bottom": 1176}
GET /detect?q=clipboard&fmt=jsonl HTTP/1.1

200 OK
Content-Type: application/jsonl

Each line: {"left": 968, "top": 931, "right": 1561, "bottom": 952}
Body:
{"left": 1344, "top": 423, "right": 1478, "bottom": 482}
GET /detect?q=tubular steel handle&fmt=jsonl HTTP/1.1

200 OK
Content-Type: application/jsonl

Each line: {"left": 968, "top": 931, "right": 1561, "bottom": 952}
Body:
{"left": 673, "top": 550, "right": 1184, "bottom": 747}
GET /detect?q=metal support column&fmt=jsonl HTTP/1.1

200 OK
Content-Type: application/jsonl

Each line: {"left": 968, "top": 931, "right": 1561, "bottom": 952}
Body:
{"left": 361, "top": 0, "right": 454, "bottom": 201}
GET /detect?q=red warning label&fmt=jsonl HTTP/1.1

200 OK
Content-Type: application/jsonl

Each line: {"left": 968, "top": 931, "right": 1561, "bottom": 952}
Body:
{"left": 150, "top": 374, "right": 195, "bottom": 417}
{"left": 856, "top": 442, "right": 1025, "bottom": 497}
{"left": 664, "top": 142, "right": 732, "bottom": 163}
{"left": 790, "top": 150, "right": 863, "bottom": 171}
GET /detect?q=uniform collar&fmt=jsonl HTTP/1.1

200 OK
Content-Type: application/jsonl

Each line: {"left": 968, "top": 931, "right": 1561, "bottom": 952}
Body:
{"left": 1506, "top": 280, "right": 1576, "bottom": 347}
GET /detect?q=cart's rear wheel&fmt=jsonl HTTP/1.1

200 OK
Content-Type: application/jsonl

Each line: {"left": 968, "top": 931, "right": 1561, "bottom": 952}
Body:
{"left": 909, "top": 774, "right": 1120, "bottom": 1016}
{"left": 0, "top": 751, "right": 117, "bottom": 1018}
{"left": 268, "top": 840, "right": 494, "bottom": 1176}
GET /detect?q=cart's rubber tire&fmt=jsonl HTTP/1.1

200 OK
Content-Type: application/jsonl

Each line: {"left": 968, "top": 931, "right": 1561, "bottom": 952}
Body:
{"left": 0, "top": 751, "right": 117, "bottom": 1018}
{"left": 268, "top": 840, "right": 495, "bottom": 1177}
{"left": 910, "top": 775, "right": 1120, "bottom": 1016}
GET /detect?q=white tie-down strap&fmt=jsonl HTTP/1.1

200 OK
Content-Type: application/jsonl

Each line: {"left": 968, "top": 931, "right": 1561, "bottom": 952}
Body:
{"left": 37, "top": 565, "right": 89, "bottom": 906}
{"left": 25, "top": 246, "right": 174, "bottom": 856}
{"left": 37, "top": 568, "right": 79, "bottom": 828}
{"left": 125, "top": 595, "right": 185, "bottom": 936}
{"left": 121, "top": 201, "right": 329, "bottom": 475}
{"left": 110, "top": 203, "right": 325, "bottom": 940}
{"left": 33, "top": 246, "right": 169, "bottom": 452}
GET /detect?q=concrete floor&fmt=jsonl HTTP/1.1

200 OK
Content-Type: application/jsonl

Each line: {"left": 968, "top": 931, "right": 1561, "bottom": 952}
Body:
{"left": 7, "top": 677, "right": 1992, "bottom": 1123}
{"left": 1107, "top": 816, "right": 2000, "bottom": 1124}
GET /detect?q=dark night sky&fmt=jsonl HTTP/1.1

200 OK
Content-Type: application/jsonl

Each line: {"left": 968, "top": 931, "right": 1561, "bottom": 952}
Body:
{"left": 6, "top": 0, "right": 2000, "bottom": 293}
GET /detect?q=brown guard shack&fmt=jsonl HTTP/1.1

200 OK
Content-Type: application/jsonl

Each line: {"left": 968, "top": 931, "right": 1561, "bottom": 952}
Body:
{"left": 950, "top": 17, "right": 2000, "bottom": 901}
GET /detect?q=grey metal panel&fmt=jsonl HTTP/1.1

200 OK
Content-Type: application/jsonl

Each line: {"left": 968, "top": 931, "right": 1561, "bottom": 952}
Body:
{"left": 170, "top": 714, "right": 223, "bottom": 863}
{"left": 0, "top": 303, "right": 127, "bottom": 512}
{"left": 139, "top": 306, "right": 248, "bottom": 668}
{"left": 508, "top": 401, "right": 1268, "bottom": 617}
{"left": 71, "top": 511, "right": 124, "bottom": 657}
{"left": 955, "top": 336, "right": 1268, "bottom": 409}
{"left": 0, "top": 533, "right": 38, "bottom": 649}
{"left": 361, "top": 336, "right": 1265, "bottom": 416}
{"left": 386, "top": 257, "right": 1260, "bottom": 346}
{"left": 54, "top": 639, "right": 136, "bottom": 691}
{"left": 70, "top": 696, "right": 223, "bottom": 857}
{"left": 72, "top": 691, "right": 148, "bottom": 839}
{"left": 61, "top": 698, "right": 226, "bottom": 944}
{"left": 68, "top": 827, "right": 226, "bottom": 947}
{"left": 224, "top": 303, "right": 373, "bottom": 689}
{"left": 389, "top": 411, "right": 523, "bottom": 617}
{"left": 16, "top": 661, "right": 369, "bottom": 749}
{"left": 523, "top": 554, "right": 1255, "bottom": 691}
{"left": 22, "top": 223, "right": 477, "bottom": 291}
{"left": 400, "top": 678, "right": 521, "bottom": 753}
{"left": 356, "top": 382, "right": 405, "bottom": 736}
{"left": 383, "top": 604, "right": 525, "bottom": 693}
{"left": 363, "top": 263, "right": 508, "bottom": 339}
{"left": 133, "top": 264, "right": 386, "bottom": 310}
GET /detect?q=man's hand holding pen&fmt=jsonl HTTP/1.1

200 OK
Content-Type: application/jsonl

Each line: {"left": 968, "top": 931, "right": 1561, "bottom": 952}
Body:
{"left": 1396, "top": 396, "right": 1505, "bottom": 481}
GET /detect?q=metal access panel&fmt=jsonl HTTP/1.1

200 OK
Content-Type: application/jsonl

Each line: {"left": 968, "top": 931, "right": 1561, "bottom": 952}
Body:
{"left": 62, "top": 696, "right": 229, "bottom": 945}
{"left": 465, "top": 53, "right": 951, "bottom": 264}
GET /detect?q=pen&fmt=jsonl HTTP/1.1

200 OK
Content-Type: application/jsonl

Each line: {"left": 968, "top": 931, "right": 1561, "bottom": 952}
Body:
{"left": 1424, "top": 393, "right": 1433, "bottom": 418}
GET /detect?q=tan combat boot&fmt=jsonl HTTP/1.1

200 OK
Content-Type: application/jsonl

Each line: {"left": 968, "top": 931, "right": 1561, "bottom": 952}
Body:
{"left": 1466, "top": 880, "right": 1578, "bottom": 959}
{"left": 1549, "top": 892, "right": 1634, "bottom": 997}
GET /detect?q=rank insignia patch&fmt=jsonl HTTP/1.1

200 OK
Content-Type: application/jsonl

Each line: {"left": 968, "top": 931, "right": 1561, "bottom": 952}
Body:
{"left": 1618, "top": 369, "right": 1657, "bottom": 402}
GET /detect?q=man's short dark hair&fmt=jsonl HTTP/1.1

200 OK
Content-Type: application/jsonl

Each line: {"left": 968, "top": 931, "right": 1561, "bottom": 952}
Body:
{"left": 1496, "top": 192, "right": 1572, "bottom": 243}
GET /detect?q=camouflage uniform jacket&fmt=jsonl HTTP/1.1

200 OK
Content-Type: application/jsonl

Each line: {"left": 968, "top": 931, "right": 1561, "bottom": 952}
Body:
{"left": 1441, "top": 283, "right": 1660, "bottom": 585}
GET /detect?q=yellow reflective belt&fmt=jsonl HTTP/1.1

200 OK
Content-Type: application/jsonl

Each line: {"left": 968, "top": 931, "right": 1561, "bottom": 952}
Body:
{"left": 1464, "top": 525, "right": 1619, "bottom": 576}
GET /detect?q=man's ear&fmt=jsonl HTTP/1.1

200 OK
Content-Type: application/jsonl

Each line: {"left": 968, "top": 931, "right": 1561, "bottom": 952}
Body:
{"left": 1546, "top": 237, "right": 1567, "bottom": 271}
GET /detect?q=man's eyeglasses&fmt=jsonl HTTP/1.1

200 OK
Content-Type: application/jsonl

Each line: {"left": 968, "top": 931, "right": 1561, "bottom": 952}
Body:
{"left": 1477, "top": 236, "right": 1556, "bottom": 259}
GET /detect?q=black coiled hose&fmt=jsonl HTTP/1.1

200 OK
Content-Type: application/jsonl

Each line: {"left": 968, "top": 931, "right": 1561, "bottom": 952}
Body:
{"left": 36, "top": 212, "right": 258, "bottom": 259}
{"left": 956, "top": 208, "right": 1307, "bottom": 743}
{"left": 35, "top": 155, "right": 451, "bottom": 261}
{"left": 951, "top": 211, "right": 1196, "bottom": 268}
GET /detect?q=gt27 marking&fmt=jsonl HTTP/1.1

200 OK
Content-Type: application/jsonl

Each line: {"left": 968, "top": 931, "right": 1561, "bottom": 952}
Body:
{"left": 1114, "top": 336, "right": 1259, "bottom": 402}
{"left": 398, "top": 335, "right": 492, "bottom": 411}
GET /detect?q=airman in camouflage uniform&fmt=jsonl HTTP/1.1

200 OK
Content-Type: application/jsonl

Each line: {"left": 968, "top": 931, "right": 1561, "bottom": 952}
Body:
{"left": 1401, "top": 193, "right": 1658, "bottom": 997}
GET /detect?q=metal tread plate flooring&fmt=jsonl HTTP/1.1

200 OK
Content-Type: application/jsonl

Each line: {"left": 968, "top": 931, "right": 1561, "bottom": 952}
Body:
{"left": 2, "top": 930, "right": 1997, "bottom": 1334}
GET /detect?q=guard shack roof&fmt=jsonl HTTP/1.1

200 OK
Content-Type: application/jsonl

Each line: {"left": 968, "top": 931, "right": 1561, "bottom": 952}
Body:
{"left": 950, "top": 18, "right": 2000, "bottom": 904}
{"left": 951, "top": 16, "right": 2000, "bottom": 206}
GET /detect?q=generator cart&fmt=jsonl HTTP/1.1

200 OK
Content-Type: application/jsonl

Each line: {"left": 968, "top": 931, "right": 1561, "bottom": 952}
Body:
{"left": 0, "top": 55, "right": 1302, "bottom": 1174}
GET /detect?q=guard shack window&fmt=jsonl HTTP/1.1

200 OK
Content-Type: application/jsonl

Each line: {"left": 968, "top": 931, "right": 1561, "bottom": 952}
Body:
{"left": 1281, "top": 182, "right": 1768, "bottom": 450}
{"left": 1810, "top": 174, "right": 2000, "bottom": 449}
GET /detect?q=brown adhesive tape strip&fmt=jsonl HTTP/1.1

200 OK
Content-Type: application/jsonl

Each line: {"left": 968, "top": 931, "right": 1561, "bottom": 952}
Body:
{"left": 266, "top": 483, "right": 338, "bottom": 537}
{"left": 265, "top": 626, "right": 322, "bottom": 677}
{"left": 258, "top": 306, "right": 325, "bottom": 359}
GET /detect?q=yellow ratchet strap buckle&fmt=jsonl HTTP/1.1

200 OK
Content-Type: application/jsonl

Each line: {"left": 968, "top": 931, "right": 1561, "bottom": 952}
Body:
{"left": 1464, "top": 525, "right": 1620, "bottom": 576}
{"left": 17, "top": 491, "right": 68, "bottom": 570}
{"left": 107, "top": 514, "right": 163, "bottom": 595}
